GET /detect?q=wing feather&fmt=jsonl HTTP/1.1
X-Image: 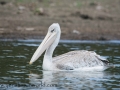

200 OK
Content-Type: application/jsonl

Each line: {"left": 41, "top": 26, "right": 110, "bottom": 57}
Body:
{"left": 53, "top": 50, "right": 108, "bottom": 70}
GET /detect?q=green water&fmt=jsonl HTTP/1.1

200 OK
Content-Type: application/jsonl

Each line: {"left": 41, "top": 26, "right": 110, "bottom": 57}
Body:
{"left": 0, "top": 40, "right": 120, "bottom": 90}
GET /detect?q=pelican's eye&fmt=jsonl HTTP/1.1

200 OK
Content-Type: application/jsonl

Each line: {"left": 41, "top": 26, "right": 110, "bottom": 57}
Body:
{"left": 51, "top": 29, "right": 55, "bottom": 33}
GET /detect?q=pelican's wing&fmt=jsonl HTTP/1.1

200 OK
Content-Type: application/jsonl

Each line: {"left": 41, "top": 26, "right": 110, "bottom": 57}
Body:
{"left": 53, "top": 50, "right": 109, "bottom": 70}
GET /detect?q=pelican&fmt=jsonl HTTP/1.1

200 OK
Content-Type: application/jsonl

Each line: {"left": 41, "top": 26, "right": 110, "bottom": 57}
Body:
{"left": 29, "top": 23, "right": 109, "bottom": 71}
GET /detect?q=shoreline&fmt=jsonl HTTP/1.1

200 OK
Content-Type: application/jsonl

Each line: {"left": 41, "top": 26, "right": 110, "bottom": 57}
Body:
{"left": 0, "top": 0, "right": 120, "bottom": 40}
{"left": 1, "top": 39, "right": 120, "bottom": 43}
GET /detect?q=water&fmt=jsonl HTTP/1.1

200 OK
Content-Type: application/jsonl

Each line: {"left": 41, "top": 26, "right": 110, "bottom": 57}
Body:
{"left": 0, "top": 40, "right": 120, "bottom": 90}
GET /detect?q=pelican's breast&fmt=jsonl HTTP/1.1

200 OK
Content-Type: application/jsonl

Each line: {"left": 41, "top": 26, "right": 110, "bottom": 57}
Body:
{"left": 53, "top": 50, "right": 109, "bottom": 70}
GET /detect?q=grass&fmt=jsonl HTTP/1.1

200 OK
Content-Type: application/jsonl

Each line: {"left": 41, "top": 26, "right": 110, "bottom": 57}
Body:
{"left": 76, "top": 1, "right": 82, "bottom": 8}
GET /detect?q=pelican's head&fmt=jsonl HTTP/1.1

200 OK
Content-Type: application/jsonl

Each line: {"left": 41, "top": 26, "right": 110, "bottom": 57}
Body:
{"left": 29, "top": 23, "right": 61, "bottom": 64}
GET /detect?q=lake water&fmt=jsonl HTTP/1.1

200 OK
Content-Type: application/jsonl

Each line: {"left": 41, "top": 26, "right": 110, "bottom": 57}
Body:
{"left": 0, "top": 40, "right": 120, "bottom": 90}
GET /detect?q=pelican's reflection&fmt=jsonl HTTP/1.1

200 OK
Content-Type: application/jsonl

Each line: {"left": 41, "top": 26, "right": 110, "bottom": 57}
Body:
{"left": 29, "top": 70, "right": 111, "bottom": 89}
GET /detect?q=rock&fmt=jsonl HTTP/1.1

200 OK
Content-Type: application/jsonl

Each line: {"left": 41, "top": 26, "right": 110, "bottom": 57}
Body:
{"left": 96, "top": 5, "right": 103, "bottom": 11}
{"left": 71, "top": 11, "right": 93, "bottom": 20}
{"left": 72, "top": 30, "right": 80, "bottom": 35}
{"left": 35, "top": 7, "right": 45, "bottom": 15}
{"left": 17, "top": 27, "right": 35, "bottom": 31}
{"left": 17, "top": 6, "right": 26, "bottom": 14}
{"left": 25, "top": 28, "right": 35, "bottom": 31}
{"left": 18, "top": 6, "right": 26, "bottom": 10}
{"left": 0, "top": 1, "right": 7, "bottom": 5}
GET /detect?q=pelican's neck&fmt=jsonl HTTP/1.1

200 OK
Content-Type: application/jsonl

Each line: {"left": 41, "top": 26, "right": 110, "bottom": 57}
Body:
{"left": 43, "top": 32, "right": 60, "bottom": 70}
{"left": 42, "top": 41, "right": 58, "bottom": 70}
{"left": 44, "top": 44, "right": 56, "bottom": 61}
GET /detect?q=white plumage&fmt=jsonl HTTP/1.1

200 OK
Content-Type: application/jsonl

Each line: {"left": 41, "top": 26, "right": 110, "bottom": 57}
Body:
{"left": 29, "top": 23, "right": 109, "bottom": 71}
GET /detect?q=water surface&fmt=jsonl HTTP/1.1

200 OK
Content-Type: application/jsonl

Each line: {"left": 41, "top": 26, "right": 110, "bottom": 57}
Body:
{"left": 0, "top": 40, "right": 120, "bottom": 90}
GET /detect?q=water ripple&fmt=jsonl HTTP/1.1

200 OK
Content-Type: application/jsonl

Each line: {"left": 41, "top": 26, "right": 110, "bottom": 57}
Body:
{"left": 0, "top": 40, "right": 120, "bottom": 89}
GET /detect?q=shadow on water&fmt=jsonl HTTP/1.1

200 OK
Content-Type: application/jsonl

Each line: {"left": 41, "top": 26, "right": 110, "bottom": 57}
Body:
{"left": 0, "top": 40, "right": 120, "bottom": 89}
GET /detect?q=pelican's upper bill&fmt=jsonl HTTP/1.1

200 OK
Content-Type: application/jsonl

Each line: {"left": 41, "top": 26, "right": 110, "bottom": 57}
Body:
{"left": 29, "top": 23, "right": 109, "bottom": 71}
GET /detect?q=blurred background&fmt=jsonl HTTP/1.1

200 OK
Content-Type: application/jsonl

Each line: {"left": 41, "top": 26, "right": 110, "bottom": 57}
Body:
{"left": 0, "top": 1, "right": 120, "bottom": 89}
{"left": 0, "top": 0, "right": 120, "bottom": 40}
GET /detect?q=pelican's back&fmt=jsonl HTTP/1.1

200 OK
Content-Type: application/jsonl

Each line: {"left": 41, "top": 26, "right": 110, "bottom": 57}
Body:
{"left": 53, "top": 50, "right": 109, "bottom": 70}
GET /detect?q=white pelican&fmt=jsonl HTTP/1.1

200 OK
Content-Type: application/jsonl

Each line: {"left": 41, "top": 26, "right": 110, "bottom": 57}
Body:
{"left": 29, "top": 23, "right": 109, "bottom": 71}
